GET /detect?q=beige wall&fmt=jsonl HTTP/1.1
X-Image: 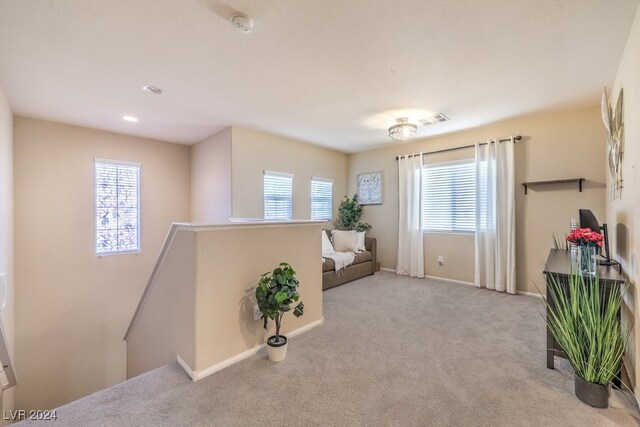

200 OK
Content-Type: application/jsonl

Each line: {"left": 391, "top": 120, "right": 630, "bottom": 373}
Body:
{"left": 194, "top": 223, "right": 322, "bottom": 371}
{"left": 191, "top": 128, "right": 232, "bottom": 222}
{"left": 348, "top": 106, "right": 606, "bottom": 293}
{"left": 422, "top": 148, "right": 479, "bottom": 283}
{"left": 0, "top": 86, "right": 14, "bottom": 422}
{"left": 127, "top": 230, "right": 195, "bottom": 378}
{"left": 424, "top": 233, "right": 475, "bottom": 283}
{"left": 126, "top": 223, "right": 323, "bottom": 377}
{"left": 192, "top": 125, "right": 347, "bottom": 224}
{"left": 13, "top": 117, "right": 191, "bottom": 411}
{"left": 231, "top": 126, "right": 347, "bottom": 224}
{"left": 607, "top": 4, "right": 640, "bottom": 394}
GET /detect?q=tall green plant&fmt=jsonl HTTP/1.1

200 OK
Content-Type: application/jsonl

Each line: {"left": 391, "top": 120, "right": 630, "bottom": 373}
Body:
{"left": 255, "top": 262, "right": 304, "bottom": 343}
{"left": 545, "top": 272, "right": 629, "bottom": 385}
{"left": 334, "top": 194, "right": 372, "bottom": 232}
{"left": 552, "top": 233, "right": 569, "bottom": 250}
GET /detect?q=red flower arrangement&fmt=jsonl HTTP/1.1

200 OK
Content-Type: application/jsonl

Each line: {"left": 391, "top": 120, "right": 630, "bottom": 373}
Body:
{"left": 567, "top": 228, "right": 604, "bottom": 247}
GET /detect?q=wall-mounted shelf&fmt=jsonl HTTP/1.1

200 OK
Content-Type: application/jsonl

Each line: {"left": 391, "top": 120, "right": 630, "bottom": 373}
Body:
{"left": 521, "top": 178, "right": 585, "bottom": 195}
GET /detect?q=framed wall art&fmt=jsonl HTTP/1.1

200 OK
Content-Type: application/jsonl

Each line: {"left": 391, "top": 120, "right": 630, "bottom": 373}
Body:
{"left": 357, "top": 171, "right": 383, "bottom": 205}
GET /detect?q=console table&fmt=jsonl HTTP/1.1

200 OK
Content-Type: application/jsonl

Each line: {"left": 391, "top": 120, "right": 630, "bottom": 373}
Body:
{"left": 542, "top": 249, "right": 625, "bottom": 379}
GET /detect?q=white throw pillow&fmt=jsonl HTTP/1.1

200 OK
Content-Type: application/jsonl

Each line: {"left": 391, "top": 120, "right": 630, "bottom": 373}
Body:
{"left": 356, "top": 231, "right": 366, "bottom": 252}
{"left": 331, "top": 230, "right": 358, "bottom": 252}
{"left": 321, "top": 230, "right": 335, "bottom": 255}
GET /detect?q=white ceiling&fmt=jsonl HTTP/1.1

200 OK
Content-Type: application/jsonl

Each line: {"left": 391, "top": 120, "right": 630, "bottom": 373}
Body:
{"left": 0, "top": 0, "right": 638, "bottom": 153}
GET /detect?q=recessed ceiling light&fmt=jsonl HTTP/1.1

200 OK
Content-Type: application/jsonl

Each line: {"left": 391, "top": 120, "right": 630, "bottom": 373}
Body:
{"left": 123, "top": 115, "right": 139, "bottom": 122}
{"left": 142, "top": 85, "right": 163, "bottom": 95}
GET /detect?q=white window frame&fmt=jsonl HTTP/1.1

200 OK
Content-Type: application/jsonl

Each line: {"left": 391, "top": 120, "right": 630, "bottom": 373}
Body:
{"left": 421, "top": 159, "right": 476, "bottom": 234}
{"left": 95, "top": 158, "right": 141, "bottom": 256}
{"left": 264, "top": 170, "right": 294, "bottom": 221}
{"left": 310, "top": 177, "right": 333, "bottom": 221}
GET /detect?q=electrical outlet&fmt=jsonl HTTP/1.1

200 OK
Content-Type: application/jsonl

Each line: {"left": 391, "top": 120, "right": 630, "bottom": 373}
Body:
{"left": 253, "top": 305, "right": 262, "bottom": 321}
{"left": 437, "top": 256, "right": 444, "bottom": 265}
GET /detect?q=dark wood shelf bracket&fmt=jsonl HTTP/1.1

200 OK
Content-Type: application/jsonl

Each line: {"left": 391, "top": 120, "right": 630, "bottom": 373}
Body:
{"left": 522, "top": 178, "right": 585, "bottom": 195}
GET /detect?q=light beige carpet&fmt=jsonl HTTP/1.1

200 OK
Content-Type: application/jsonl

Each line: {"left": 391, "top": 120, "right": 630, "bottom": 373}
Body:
{"left": 20, "top": 272, "right": 640, "bottom": 426}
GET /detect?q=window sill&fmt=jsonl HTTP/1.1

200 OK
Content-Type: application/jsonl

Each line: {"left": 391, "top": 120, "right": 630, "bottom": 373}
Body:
{"left": 423, "top": 230, "right": 475, "bottom": 236}
{"left": 97, "top": 250, "right": 140, "bottom": 257}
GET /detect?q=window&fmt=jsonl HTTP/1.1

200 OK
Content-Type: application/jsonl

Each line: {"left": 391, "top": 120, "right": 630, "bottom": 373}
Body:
{"left": 264, "top": 170, "right": 293, "bottom": 220}
{"left": 421, "top": 160, "right": 475, "bottom": 232}
{"left": 95, "top": 159, "right": 140, "bottom": 255}
{"left": 311, "top": 177, "right": 333, "bottom": 220}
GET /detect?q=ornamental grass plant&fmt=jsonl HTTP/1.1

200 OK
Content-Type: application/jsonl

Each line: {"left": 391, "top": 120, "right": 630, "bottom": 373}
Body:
{"left": 545, "top": 272, "right": 629, "bottom": 385}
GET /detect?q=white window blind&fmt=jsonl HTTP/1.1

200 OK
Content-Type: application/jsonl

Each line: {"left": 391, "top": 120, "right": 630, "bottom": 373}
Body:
{"left": 95, "top": 159, "right": 140, "bottom": 255}
{"left": 422, "top": 160, "right": 475, "bottom": 232}
{"left": 311, "top": 177, "right": 333, "bottom": 220}
{"left": 264, "top": 170, "right": 293, "bottom": 220}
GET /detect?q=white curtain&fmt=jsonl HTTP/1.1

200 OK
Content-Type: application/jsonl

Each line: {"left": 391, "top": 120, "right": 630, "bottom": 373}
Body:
{"left": 474, "top": 138, "right": 516, "bottom": 294}
{"left": 396, "top": 154, "right": 425, "bottom": 278}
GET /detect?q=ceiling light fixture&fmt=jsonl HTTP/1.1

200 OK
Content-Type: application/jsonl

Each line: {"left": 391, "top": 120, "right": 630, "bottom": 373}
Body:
{"left": 122, "top": 115, "right": 139, "bottom": 122}
{"left": 388, "top": 117, "right": 417, "bottom": 141}
{"left": 142, "top": 85, "right": 163, "bottom": 95}
{"left": 231, "top": 13, "right": 254, "bottom": 33}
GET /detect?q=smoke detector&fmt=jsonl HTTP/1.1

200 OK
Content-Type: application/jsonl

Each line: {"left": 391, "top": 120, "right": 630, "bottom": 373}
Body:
{"left": 231, "top": 14, "right": 254, "bottom": 33}
{"left": 419, "top": 113, "right": 450, "bottom": 126}
{"left": 142, "top": 85, "right": 163, "bottom": 95}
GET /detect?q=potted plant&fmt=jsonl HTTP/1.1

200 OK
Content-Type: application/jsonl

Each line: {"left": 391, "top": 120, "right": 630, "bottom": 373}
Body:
{"left": 545, "top": 271, "right": 629, "bottom": 408}
{"left": 334, "top": 194, "right": 372, "bottom": 232}
{"left": 255, "top": 262, "right": 304, "bottom": 362}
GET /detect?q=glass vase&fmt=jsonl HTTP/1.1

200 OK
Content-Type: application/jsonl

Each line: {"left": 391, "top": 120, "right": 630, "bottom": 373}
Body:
{"left": 578, "top": 245, "right": 597, "bottom": 276}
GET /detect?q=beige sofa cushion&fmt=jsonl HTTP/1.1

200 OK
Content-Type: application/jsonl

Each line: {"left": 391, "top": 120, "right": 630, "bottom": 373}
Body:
{"left": 331, "top": 230, "right": 358, "bottom": 252}
{"left": 356, "top": 231, "right": 366, "bottom": 252}
{"left": 322, "top": 229, "right": 335, "bottom": 255}
{"left": 323, "top": 251, "right": 372, "bottom": 272}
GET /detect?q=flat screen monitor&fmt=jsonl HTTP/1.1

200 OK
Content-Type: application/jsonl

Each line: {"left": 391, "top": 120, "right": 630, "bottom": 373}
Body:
{"left": 578, "top": 209, "right": 613, "bottom": 265}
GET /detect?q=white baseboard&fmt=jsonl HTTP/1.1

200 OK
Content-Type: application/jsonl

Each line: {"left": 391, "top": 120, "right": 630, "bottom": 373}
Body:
{"left": 623, "top": 354, "right": 636, "bottom": 389}
{"left": 192, "top": 345, "right": 265, "bottom": 381}
{"left": 177, "top": 317, "right": 324, "bottom": 381}
{"left": 176, "top": 354, "right": 196, "bottom": 380}
{"left": 425, "top": 274, "right": 540, "bottom": 298}
{"left": 425, "top": 275, "right": 475, "bottom": 287}
{"left": 621, "top": 354, "right": 640, "bottom": 411}
{"left": 516, "top": 290, "right": 544, "bottom": 299}
{"left": 381, "top": 269, "right": 474, "bottom": 286}
{"left": 384, "top": 270, "right": 542, "bottom": 298}
{"left": 286, "top": 317, "right": 325, "bottom": 339}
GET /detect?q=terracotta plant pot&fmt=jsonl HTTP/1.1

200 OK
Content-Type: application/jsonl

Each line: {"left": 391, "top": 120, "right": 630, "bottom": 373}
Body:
{"left": 574, "top": 374, "right": 610, "bottom": 408}
{"left": 267, "top": 335, "right": 288, "bottom": 362}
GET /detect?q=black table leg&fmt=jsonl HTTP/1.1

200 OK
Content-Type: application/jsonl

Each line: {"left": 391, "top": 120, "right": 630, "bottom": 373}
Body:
{"left": 547, "top": 327, "right": 555, "bottom": 369}
{"left": 546, "top": 276, "right": 555, "bottom": 369}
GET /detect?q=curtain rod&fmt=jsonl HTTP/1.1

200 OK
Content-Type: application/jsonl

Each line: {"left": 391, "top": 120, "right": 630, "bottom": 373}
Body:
{"left": 395, "top": 135, "right": 523, "bottom": 160}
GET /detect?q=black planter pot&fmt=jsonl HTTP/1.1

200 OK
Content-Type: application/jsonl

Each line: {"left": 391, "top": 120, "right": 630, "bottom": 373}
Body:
{"left": 267, "top": 335, "right": 287, "bottom": 347}
{"left": 574, "top": 374, "right": 610, "bottom": 408}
